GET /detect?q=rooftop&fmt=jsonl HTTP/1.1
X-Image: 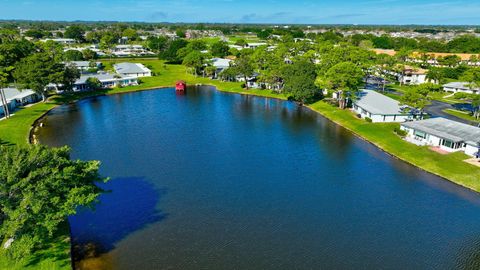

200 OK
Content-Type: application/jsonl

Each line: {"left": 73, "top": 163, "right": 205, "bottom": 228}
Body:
{"left": 354, "top": 89, "right": 408, "bottom": 115}
{"left": 443, "top": 82, "right": 480, "bottom": 91}
{"left": 75, "top": 73, "right": 135, "bottom": 84}
{"left": 402, "top": 117, "right": 480, "bottom": 145}
{"left": 114, "top": 63, "right": 151, "bottom": 74}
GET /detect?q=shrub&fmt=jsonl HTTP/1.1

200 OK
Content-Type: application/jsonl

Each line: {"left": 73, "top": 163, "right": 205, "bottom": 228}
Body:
{"left": 394, "top": 127, "right": 407, "bottom": 137}
{"left": 365, "top": 117, "right": 372, "bottom": 122}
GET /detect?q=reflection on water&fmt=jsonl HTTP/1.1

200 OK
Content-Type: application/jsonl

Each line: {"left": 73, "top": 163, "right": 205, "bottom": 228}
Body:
{"left": 37, "top": 86, "right": 480, "bottom": 270}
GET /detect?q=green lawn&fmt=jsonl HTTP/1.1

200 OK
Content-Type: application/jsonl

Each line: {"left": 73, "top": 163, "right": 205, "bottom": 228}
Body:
{"left": 0, "top": 223, "right": 71, "bottom": 270}
{"left": 444, "top": 109, "right": 480, "bottom": 123}
{"left": 308, "top": 101, "right": 480, "bottom": 191}
{"left": 1, "top": 59, "right": 479, "bottom": 269}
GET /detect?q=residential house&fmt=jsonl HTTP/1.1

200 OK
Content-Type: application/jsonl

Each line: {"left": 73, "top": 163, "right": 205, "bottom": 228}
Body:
{"left": 74, "top": 73, "right": 138, "bottom": 91}
{"left": 112, "top": 45, "right": 155, "bottom": 57}
{"left": 0, "top": 88, "right": 40, "bottom": 117}
{"left": 401, "top": 117, "right": 480, "bottom": 157}
{"left": 353, "top": 89, "right": 412, "bottom": 123}
{"left": 41, "top": 38, "right": 76, "bottom": 44}
{"left": 67, "top": 61, "right": 102, "bottom": 72}
{"left": 443, "top": 82, "right": 480, "bottom": 95}
{"left": 210, "top": 58, "right": 232, "bottom": 78}
{"left": 399, "top": 66, "right": 428, "bottom": 85}
{"left": 114, "top": 63, "right": 152, "bottom": 78}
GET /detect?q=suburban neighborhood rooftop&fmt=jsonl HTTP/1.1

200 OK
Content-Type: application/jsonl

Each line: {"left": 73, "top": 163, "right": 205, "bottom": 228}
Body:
{"left": 355, "top": 89, "right": 408, "bottom": 115}
{"left": 114, "top": 62, "right": 151, "bottom": 74}
{"left": 402, "top": 117, "right": 480, "bottom": 145}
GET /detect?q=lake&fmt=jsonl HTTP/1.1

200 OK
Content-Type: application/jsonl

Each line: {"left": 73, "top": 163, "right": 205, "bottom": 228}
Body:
{"left": 37, "top": 86, "right": 480, "bottom": 269}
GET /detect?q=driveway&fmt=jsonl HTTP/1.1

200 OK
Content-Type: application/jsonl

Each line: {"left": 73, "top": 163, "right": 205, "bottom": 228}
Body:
{"left": 424, "top": 100, "right": 478, "bottom": 126}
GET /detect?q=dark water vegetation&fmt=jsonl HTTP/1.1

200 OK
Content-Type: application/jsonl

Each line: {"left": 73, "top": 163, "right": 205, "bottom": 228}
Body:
{"left": 36, "top": 86, "right": 480, "bottom": 270}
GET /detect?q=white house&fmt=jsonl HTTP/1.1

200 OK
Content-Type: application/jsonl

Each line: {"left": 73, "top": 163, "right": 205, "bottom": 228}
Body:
{"left": 0, "top": 88, "right": 40, "bottom": 117}
{"left": 353, "top": 90, "right": 412, "bottom": 123}
{"left": 210, "top": 58, "right": 232, "bottom": 78}
{"left": 443, "top": 82, "right": 480, "bottom": 95}
{"left": 399, "top": 66, "right": 428, "bottom": 85}
{"left": 112, "top": 45, "right": 155, "bottom": 57}
{"left": 114, "top": 63, "right": 152, "bottom": 78}
{"left": 66, "top": 61, "right": 102, "bottom": 72}
{"left": 74, "top": 73, "right": 138, "bottom": 91}
{"left": 41, "top": 38, "right": 76, "bottom": 44}
{"left": 401, "top": 117, "right": 480, "bottom": 157}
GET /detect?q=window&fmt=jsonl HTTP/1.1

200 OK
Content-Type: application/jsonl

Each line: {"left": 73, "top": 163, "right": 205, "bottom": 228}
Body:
{"left": 414, "top": 130, "right": 427, "bottom": 139}
{"left": 442, "top": 139, "right": 454, "bottom": 148}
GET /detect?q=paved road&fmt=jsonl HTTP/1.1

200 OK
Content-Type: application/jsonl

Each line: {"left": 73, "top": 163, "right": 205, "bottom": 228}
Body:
{"left": 424, "top": 100, "right": 479, "bottom": 126}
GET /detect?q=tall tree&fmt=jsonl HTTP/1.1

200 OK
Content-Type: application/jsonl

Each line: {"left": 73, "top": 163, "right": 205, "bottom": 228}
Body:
{"left": 281, "top": 60, "right": 319, "bottom": 103}
{"left": 322, "top": 62, "right": 365, "bottom": 109}
{"left": 13, "top": 53, "right": 71, "bottom": 101}
{"left": 210, "top": 41, "right": 230, "bottom": 58}
{"left": 233, "top": 54, "right": 254, "bottom": 89}
{"left": 0, "top": 145, "right": 107, "bottom": 258}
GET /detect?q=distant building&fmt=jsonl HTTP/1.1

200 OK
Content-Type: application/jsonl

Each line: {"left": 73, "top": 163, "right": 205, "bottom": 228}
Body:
{"left": 112, "top": 45, "right": 155, "bottom": 57}
{"left": 113, "top": 63, "right": 152, "bottom": 78}
{"left": 443, "top": 82, "right": 480, "bottom": 95}
{"left": 401, "top": 117, "right": 480, "bottom": 157}
{"left": 74, "top": 73, "right": 138, "bottom": 91}
{"left": 400, "top": 66, "right": 428, "bottom": 85}
{"left": 352, "top": 89, "right": 412, "bottom": 123}
{"left": 41, "top": 38, "right": 76, "bottom": 44}
{"left": 66, "top": 61, "right": 102, "bottom": 72}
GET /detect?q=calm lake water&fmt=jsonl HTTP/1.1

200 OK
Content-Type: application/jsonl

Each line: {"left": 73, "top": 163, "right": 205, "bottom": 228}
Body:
{"left": 37, "top": 86, "right": 480, "bottom": 270}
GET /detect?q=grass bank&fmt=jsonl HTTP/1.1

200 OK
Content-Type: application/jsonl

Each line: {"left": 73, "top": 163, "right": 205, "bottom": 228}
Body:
{"left": 308, "top": 101, "right": 480, "bottom": 191}
{"left": 443, "top": 109, "right": 480, "bottom": 124}
{"left": 0, "top": 58, "right": 478, "bottom": 269}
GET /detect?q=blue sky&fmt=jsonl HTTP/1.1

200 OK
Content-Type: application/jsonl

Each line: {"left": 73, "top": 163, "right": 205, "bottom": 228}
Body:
{"left": 0, "top": 0, "right": 479, "bottom": 25}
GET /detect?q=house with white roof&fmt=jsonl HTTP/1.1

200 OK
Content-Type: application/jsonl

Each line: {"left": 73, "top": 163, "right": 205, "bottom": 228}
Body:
{"left": 41, "top": 38, "right": 76, "bottom": 44}
{"left": 0, "top": 88, "right": 40, "bottom": 117}
{"left": 114, "top": 63, "right": 152, "bottom": 78}
{"left": 112, "top": 45, "right": 155, "bottom": 57}
{"left": 353, "top": 89, "right": 412, "bottom": 123}
{"left": 401, "top": 117, "right": 480, "bottom": 157}
{"left": 74, "top": 73, "right": 138, "bottom": 91}
{"left": 210, "top": 58, "right": 232, "bottom": 78}
{"left": 443, "top": 82, "right": 480, "bottom": 95}
{"left": 66, "top": 61, "right": 102, "bottom": 72}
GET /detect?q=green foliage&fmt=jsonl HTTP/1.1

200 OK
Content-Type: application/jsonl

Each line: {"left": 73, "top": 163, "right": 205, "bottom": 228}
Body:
{"left": 182, "top": 51, "right": 205, "bottom": 75}
{"left": 0, "top": 145, "right": 107, "bottom": 258}
{"left": 394, "top": 126, "right": 407, "bottom": 137}
{"left": 64, "top": 50, "right": 84, "bottom": 61}
{"left": 159, "top": 39, "right": 188, "bottom": 63}
{"left": 147, "top": 36, "right": 168, "bottom": 52}
{"left": 86, "top": 77, "right": 102, "bottom": 90}
{"left": 210, "top": 41, "right": 230, "bottom": 58}
{"left": 282, "top": 59, "right": 319, "bottom": 103}
{"left": 82, "top": 49, "right": 97, "bottom": 60}
{"left": 64, "top": 25, "right": 84, "bottom": 42}
{"left": 400, "top": 85, "right": 431, "bottom": 111}
{"left": 365, "top": 117, "right": 373, "bottom": 123}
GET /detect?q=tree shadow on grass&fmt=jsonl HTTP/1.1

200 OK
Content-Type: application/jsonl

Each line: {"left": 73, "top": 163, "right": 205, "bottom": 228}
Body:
{"left": 69, "top": 177, "right": 168, "bottom": 262}
{"left": 24, "top": 222, "right": 72, "bottom": 268}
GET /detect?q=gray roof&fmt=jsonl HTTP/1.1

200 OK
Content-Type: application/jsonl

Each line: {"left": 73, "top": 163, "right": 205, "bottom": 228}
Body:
{"left": 67, "top": 61, "right": 101, "bottom": 68}
{"left": 114, "top": 63, "right": 150, "bottom": 74}
{"left": 443, "top": 82, "right": 480, "bottom": 91}
{"left": 402, "top": 117, "right": 480, "bottom": 145}
{"left": 354, "top": 89, "right": 408, "bottom": 115}
{"left": 75, "top": 73, "right": 133, "bottom": 84}
{"left": 3, "top": 88, "right": 37, "bottom": 100}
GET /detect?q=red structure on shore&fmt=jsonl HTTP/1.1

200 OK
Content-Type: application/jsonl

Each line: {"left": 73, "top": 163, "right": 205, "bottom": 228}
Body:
{"left": 175, "top": 81, "right": 187, "bottom": 94}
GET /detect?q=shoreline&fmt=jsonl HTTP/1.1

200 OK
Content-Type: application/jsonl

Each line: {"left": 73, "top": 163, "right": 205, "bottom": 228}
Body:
{"left": 21, "top": 81, "right": 480, "bottom": 269}
{"left": 29, "top": 83, "right": 480, "bottom": 193}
